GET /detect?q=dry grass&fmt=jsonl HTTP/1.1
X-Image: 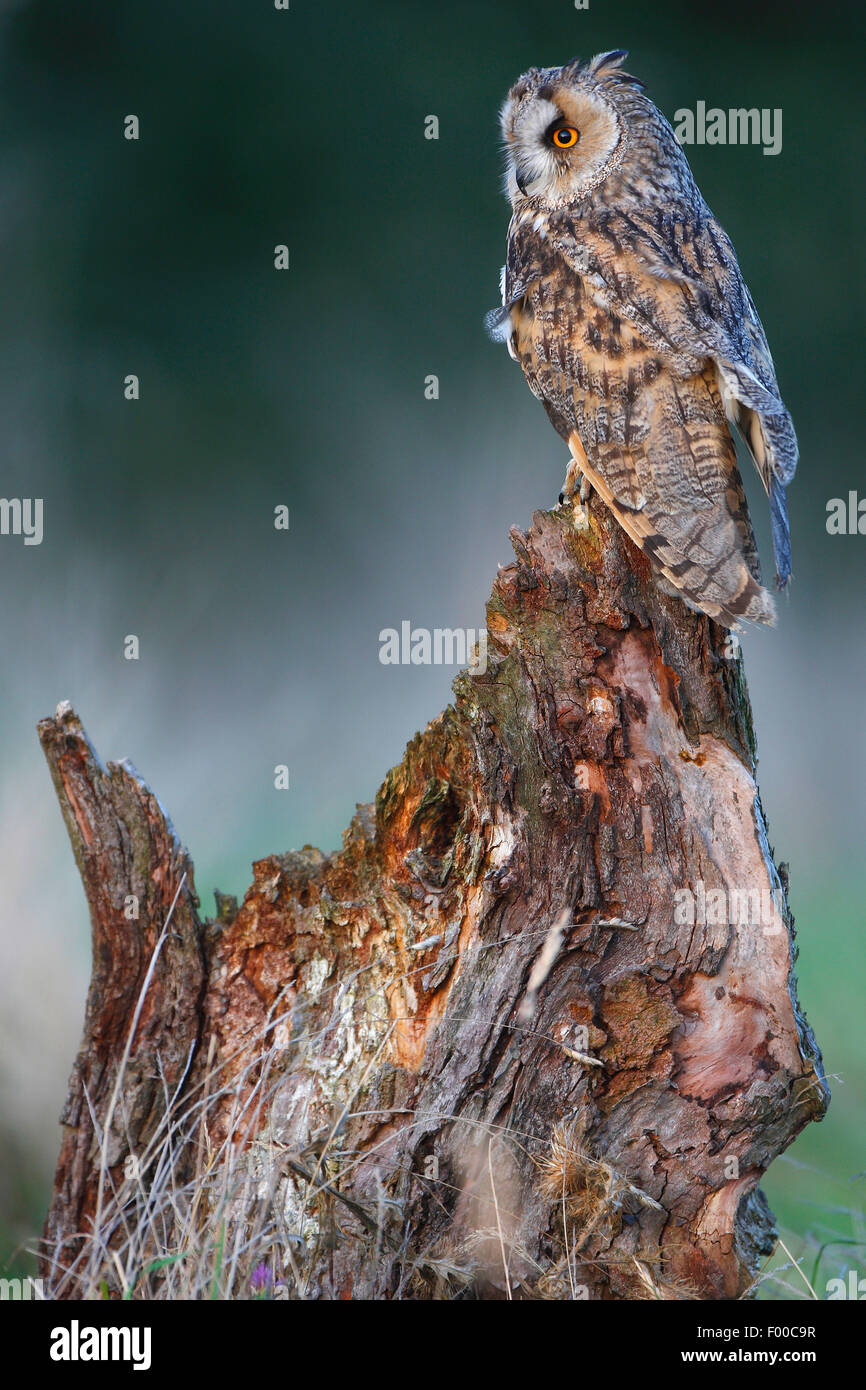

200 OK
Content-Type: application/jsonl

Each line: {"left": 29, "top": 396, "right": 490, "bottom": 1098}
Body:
{"left": 532, "top": 1120, "right": 703, "bottom": 1300}
{"left": 30, "top": 896, "right": 859, "bottom": 1301}
{"left": 34, "top": 1065, "right": 863, "bottom": 1300}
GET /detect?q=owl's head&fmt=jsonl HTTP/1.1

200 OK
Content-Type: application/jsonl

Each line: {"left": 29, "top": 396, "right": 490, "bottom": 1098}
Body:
{"left": 500, "top": 50, "right": 683, "bottom": 207}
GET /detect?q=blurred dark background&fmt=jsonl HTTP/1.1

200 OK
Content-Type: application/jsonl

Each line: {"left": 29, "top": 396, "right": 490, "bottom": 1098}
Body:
{"left": 1, "top": 0, "right": 863, "bottom": 1294}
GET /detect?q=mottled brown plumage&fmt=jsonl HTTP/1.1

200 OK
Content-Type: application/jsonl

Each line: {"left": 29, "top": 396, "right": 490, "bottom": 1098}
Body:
{"left": 488, "top": 51, "right": 797, "bottom": 628}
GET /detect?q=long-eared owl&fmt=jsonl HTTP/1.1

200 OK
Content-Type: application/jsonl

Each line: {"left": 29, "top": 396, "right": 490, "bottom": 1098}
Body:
{"left": 487, "top": 51, "right": 797, "bottom": 628}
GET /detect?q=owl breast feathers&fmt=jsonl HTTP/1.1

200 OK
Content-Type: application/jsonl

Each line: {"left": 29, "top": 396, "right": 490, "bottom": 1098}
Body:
{"left": 488, "top": 50, "right": 797, "bottom": 629}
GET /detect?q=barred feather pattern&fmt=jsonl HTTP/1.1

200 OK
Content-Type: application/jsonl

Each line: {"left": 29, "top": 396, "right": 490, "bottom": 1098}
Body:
{"left": 492, "top": 51, "right": 798, "bottom": 628}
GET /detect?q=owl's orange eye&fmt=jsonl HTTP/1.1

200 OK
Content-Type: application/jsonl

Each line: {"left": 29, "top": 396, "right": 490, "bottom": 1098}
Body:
{"left": 551, "top": 125, "right": 579, "bottom": 149}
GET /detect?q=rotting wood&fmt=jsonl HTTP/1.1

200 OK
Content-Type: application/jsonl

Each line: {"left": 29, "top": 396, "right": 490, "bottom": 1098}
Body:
{"left": 37, "top": 496, "right": 828, "bottom": 1300}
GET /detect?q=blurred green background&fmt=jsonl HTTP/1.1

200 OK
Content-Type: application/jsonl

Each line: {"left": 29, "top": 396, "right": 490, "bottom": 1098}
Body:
{"left": 0, "top": 0, "right": 863, "bottom": 1297}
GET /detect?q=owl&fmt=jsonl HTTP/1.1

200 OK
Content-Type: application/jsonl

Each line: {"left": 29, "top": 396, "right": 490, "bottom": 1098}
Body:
{"left": 486, "top": 51, "right": 797, "bottom": 628}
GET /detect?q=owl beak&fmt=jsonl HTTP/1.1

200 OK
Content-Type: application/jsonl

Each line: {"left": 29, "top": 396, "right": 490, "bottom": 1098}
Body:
{"left": 515, "top": 168, "right": 530, "bottom": 197}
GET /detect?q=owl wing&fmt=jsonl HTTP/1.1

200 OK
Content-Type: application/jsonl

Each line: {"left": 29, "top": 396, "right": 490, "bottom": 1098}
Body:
{"left": 541, "top": 203, "right": 797, "bottom": 587}
{"left": 496, "top": 207, "right": 786, "bottom": 626}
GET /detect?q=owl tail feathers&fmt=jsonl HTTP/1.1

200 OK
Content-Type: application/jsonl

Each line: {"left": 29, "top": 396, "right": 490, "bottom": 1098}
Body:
{"left": 709, "top": 578, "right": 777, "bottom": 630}
{"left": 650, "top": 541, "right": 777, "bottom": 631}
{"left": 565, "top": 433, "right": 778, "bottom": 630}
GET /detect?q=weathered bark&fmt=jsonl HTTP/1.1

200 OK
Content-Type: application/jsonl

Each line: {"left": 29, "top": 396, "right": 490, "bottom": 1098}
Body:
{"left": 38, "top": 713, "right": 205, "bottom": 1287}
{"left": 38, "top": 497, "right": 828, "bottom": 1300}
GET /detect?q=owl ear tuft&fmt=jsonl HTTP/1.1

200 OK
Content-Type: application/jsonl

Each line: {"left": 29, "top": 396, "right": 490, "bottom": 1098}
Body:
{"left": 587, "top": 49, "right": 645, "bottom": 92}
{"left": 590, "top": 49, "right": 629, "bottom": 73}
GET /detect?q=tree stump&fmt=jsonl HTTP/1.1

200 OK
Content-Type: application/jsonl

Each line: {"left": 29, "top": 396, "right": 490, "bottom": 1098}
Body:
{"left": 37, "top": 496, "right": 828, "bottom": 1300}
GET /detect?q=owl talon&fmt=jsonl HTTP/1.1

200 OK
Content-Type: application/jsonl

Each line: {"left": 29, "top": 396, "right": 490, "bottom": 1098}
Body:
{"left": 558, "top": 459, "right": 592, "bottom": 522}
{"left": 559, "top": 456, "right": 581, "bottom": 505}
